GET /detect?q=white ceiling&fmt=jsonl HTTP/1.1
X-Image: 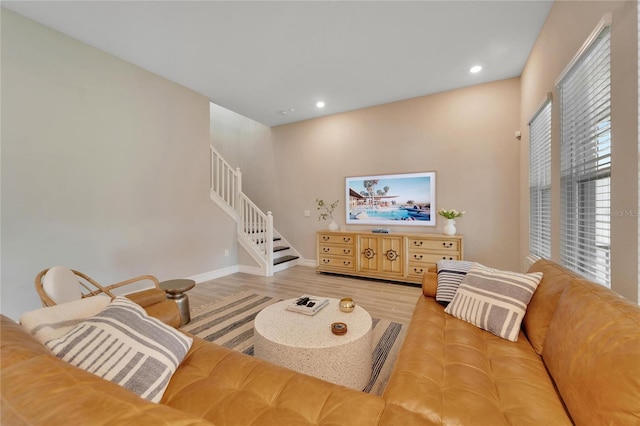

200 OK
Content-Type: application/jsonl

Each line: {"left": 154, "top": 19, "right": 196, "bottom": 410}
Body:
{"left": 2, "top": 1, "right": 553, "bottom": 127}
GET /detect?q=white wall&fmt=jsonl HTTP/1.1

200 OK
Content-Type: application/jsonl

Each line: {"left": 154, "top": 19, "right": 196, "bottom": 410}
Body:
{"left": 1, "top": 10, "right": 236, "bottom": 320}
{"left": 268, "top": 78, "right": 522, "bottom": 272}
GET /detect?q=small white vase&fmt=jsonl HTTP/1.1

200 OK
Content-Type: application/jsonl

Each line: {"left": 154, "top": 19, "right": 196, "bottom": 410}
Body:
{"left": 328, "top": 220, "right": 339, "bottom": 231}
{"left": 443, "top": 219, "right": 457, "bottom": 236}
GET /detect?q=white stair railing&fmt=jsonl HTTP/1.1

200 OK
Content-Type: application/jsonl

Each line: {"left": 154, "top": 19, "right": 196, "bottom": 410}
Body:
{"left": 239, "top": 194, "right": 274, "bottom": 275}
{"left": 210, "top": 145, "right": 274, "bottom": 276}
{"left": 210, "top": 147, "right": 241, "bottom": 219}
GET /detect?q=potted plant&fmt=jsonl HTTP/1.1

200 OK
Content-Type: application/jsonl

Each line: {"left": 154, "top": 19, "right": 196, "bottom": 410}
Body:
{"left": 437, "top": 209, "right": 465, "bottom": 236}
{"left": 316, "top": 199, "right": 340, "bottom": 231}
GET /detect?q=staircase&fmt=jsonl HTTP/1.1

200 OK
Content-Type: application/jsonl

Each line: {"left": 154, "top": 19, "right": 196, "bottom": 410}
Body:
{"left": 210, "top": 146, "right": 300, "bottom": 276}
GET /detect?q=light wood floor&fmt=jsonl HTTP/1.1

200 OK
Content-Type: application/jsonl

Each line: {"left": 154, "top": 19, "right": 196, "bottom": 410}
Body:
{"left": 189, "top": 266, "right": 422, "bottom": 324}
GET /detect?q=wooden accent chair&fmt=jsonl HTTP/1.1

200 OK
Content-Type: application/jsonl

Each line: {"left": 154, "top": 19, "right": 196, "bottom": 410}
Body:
{"left": 35, "top": 266, "right": 181, "bottom": 327}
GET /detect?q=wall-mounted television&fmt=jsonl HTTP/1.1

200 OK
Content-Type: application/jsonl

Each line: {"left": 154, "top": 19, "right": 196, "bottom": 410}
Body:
{"left": 345, "top": 172, "right": 436, "bottom": 227}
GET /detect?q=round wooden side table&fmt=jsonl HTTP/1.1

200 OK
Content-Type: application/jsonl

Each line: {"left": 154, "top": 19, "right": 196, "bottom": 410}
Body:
{"left": 159, "top": 279, "right": 195, "bottom": 326}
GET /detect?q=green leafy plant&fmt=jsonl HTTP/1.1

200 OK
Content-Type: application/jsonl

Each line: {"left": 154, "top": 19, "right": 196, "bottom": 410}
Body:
{"left": 316, "top": 199, "right": 339, "bottom": 221}
{"left": 437, "top": 208, "right": 465, "bottom": 219}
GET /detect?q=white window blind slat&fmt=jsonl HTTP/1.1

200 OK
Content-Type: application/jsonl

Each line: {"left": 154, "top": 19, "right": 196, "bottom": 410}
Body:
{"left": 559, "top": 25, "right": 611, "bottom": 287}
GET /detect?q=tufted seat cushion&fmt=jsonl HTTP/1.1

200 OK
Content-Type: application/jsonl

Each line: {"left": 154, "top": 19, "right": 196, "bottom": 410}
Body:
{"left": 163, "top": 336, "right": 387, "bottom": 426}
{"left": 382, "top": 296, "right": 572, "bottom": 425}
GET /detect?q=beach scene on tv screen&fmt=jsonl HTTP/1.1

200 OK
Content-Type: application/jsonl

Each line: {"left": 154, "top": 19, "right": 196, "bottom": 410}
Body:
{"left": 347, "top": 174, "right": 433, "bottom": 223}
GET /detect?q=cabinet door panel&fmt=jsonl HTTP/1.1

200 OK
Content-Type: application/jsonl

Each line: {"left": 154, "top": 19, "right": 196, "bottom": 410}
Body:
{"left": 379, "top": 236, "right": 404, "bottom": 275}
{"left": 358, "top": 236, "right": 379, "bottom": 273}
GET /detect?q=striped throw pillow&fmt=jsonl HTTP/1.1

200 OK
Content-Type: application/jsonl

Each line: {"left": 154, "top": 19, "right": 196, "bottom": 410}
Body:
{"left": 45, "top": 297, "right": 192, "bottom": 403}
{"left": 444, "top": 264, "right": 543, "bottom": 342}
{"left": 436, "top": 260, "right": 476, "bottom": 305}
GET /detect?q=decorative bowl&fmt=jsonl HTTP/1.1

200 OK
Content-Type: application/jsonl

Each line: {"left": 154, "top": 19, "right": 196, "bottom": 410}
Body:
{"left": 331, "top": 322, "right": 348, "bottom": 335}
{"left": 339, "top": 297, "right": 356, "bottom": 313}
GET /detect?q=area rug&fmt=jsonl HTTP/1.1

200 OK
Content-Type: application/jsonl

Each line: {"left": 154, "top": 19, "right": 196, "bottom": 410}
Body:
{"left": 181, "top": 291, "right": 406, "bottom": 396}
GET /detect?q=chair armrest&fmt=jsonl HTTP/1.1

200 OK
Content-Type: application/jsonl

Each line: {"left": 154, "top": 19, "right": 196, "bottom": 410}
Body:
{"left": 105, "top": 274, "right": 160, "bottom": 292}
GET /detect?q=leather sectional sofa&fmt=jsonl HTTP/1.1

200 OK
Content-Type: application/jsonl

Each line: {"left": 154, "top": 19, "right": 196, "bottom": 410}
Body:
{"left": 2, "top": 259, "right": 639, "bottom": 425}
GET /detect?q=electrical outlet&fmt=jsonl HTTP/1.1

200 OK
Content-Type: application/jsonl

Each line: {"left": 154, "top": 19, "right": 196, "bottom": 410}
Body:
{"left": 224, "top": 249, "right": 229, "bottom": 257}
{"left": 304, "top": 210, "right": 310, "bottom": 217}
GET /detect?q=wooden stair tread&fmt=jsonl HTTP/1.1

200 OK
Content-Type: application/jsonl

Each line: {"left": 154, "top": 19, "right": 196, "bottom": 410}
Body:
{"left": 273, "top": 245, "right": 289, "bottom": 253}
{"left": 273, "top": 255, "right": 299, "bottom": 266}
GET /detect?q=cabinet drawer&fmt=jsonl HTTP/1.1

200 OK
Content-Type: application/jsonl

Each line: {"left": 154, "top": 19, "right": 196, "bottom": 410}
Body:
{"left": 408, "top": 252, "right": 460, "bottom": 264}
{"left": 318, "top": 245, "right": 355, "bottom": 256}
{"left": 318, "top": 256, "right": 356, "bottom": 271}
{"left": 408, "top": 238, "right": 458, "bottom": 252}
{"left": 318, "top": 233, "right": 356, "bottom": 245}
{"left": 407, "top": 264, "right": 430, "bottom": 278}
{"left": 407, "top": 254, "right": 459, "bottom": 278}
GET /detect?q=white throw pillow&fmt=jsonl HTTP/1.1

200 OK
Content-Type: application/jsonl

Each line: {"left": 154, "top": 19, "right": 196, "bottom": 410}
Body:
{"left": 444, "top": 264, "right": 543, "bottom": 342}
{"left": 20, "top": 295, "right": 111, "bottom": 343}
{"left": 45, "top": 297, "right": 192, "bottom": 403}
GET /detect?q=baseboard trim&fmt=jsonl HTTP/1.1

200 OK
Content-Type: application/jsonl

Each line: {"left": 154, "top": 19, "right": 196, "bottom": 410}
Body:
{"left": 238, "top": 264, "right": 265, "bottom": 276}
{"left": 188, "top": 261, "right": 316, "bottom": 283}
{"left": 298, "top": 259, "right": 317, "bottom": 268}
{"left": 188, "top": 265, "right": 240, "bottom": 284}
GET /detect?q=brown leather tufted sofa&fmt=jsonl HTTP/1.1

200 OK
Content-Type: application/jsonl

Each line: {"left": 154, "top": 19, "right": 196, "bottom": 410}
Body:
{"left": 2, "top": 259, "right": 639, "bottom": 425}
{"left": 382, "top": 259, "right": 640, "bottom": 425}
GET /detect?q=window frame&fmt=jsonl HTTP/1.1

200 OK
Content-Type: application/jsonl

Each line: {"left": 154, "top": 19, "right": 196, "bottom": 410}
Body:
{"left": 557, "top": 15, "right": 612, "bottom": 287}
{"left": 528, "top": 96, "right": 552, "bottom": 260}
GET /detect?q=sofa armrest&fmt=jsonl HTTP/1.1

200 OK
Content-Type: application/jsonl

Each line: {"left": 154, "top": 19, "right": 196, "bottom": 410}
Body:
{"left": 0, "top": 316, "right": 212, "bottom": 425}
{"left": 422, "top": 270, "right": 438, "bottom": 297}
{"left": 126, "top": 288, "right": 181, "bottom": 328}
{"left": 126, "top": 287, "right": 166, "bottom": 306}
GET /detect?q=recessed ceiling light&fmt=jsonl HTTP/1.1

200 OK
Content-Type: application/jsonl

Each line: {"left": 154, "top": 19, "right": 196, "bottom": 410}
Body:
{"left": 316, "top": 101, "right": 326, "bottom": 108}
{"left": 470, "top": 65, "right": 482, "bottom": 74}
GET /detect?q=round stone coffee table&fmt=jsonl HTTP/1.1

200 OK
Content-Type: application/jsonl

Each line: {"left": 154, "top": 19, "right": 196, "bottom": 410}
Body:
{"left": 253, "top": 297, "right": 372, "bottom": 390}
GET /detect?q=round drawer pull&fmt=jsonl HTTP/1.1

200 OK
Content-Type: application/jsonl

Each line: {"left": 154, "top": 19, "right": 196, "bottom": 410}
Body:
{"left": 441, "top": 256, "right": 454, "bottom": 260}
{"left": 413, "top": 267, "right": 424, "bottom": 273}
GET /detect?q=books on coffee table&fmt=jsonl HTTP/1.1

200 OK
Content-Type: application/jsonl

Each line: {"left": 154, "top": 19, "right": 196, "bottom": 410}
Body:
{"left": 286, "top": 295, "right": 330, "bottom": 316}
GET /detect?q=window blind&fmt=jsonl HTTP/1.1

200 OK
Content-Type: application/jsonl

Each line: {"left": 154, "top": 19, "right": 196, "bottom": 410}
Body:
{"left": 529, "top": 99, "right": 552, "bottom": 259}
{"left": 559, "top": 24, "right": 611, "bottom": 287}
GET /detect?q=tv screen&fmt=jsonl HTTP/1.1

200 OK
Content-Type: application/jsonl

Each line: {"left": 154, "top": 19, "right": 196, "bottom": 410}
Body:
{"left": 345, "top": 172, "right": 436, "bottom": 227}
